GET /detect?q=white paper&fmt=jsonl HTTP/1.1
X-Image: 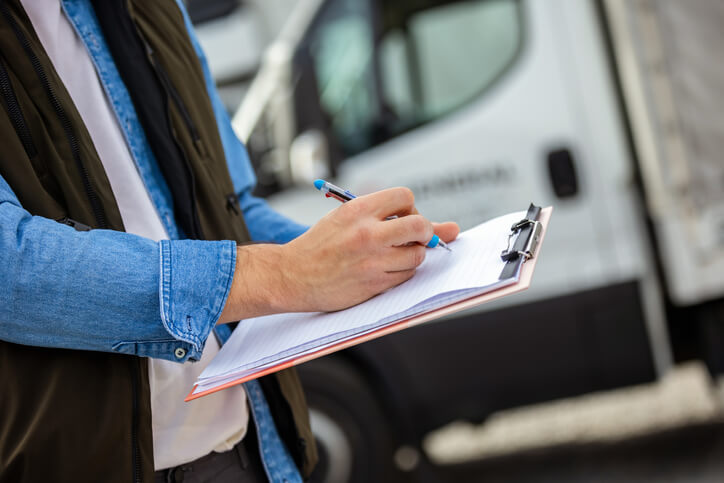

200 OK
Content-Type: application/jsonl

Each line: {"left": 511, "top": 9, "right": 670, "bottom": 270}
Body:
{"left": 194, "top": 211, "right": 525, "bottom": 393}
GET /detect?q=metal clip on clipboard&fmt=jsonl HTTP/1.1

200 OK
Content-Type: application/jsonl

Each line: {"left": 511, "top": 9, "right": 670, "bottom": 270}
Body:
{"left": 499, "top": 203, "right": 543, "bottom": 280}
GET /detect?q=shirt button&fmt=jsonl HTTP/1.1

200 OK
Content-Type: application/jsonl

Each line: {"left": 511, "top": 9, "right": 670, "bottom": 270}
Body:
{"left": 174, "top": 347, "right": 187, "bottom": 359}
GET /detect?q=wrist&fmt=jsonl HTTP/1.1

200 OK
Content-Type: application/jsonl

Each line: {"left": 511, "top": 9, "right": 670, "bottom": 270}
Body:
{"left": 218, "top": 243, "right": 292, "bottom": 323}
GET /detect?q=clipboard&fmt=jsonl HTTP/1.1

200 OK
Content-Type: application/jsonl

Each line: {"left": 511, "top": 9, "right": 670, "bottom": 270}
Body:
{"left": 186, "top": 205, "right": 551, "bottom": 401}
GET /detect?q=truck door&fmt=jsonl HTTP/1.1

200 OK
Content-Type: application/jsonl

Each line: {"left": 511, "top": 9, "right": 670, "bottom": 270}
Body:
{"left": 261, "top": 0, "right": 672, "bottom": 458}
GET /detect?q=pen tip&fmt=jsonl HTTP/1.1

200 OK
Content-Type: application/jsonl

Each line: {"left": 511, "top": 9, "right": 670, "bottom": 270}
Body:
{"left": 313, "top": 179, "right": 325, "bottom": 190}
{"left": 438, "top": 240, "right": 452, "bottom": 252}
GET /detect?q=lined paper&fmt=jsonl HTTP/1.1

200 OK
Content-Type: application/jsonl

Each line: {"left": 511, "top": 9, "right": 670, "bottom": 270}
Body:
{"left": 194, "top": 211, "right": 525, "bottom": 393}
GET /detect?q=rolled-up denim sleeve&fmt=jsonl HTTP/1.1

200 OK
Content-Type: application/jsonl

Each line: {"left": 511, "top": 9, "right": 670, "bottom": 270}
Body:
{"left": 0, "top": 175, "right": 235, "bottom": 362}
{"left": 156, "top": 238, "right": 235, "bottom": 358}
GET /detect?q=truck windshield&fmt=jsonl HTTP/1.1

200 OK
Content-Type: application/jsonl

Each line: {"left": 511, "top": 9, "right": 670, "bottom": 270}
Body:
{"left": 298, "top": 0, "right": 523, "bottom": 157}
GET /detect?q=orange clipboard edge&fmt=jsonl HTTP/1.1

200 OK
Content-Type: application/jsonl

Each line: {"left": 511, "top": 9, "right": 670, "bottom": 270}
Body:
{"left": 186, "top": 206, "right": 552, "bottom": 402}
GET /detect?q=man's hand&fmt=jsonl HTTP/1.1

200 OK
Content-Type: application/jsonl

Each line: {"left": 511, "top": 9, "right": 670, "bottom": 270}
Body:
{"left": 218, "top": 187, "right": 459, "bottom": 323}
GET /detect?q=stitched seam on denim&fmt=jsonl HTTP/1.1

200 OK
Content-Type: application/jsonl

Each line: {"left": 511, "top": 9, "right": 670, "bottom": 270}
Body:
{"left": 158, "top": 241, "right": 201, "bottom": 355}
{"left": 210, "top": 240, "right": 236, "bottom": 326}
{"left": 174, "top": 240, "right": 235, "bottom": 356}
{"left": 159, "top": 241, "right": 172, "bottom": 331}
{"left": 114, "top": 339, "right": 182, "bottom": 346}
{"left": 112, "top": 339, "right": 190, "bottom": 353}
{"left": 158, "top": 241, "right": 238, "bottom": 357}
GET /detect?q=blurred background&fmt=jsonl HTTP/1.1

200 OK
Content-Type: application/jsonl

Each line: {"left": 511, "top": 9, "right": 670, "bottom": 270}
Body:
{"left": 187, "top": 0, "right": 724, "bottom": 481}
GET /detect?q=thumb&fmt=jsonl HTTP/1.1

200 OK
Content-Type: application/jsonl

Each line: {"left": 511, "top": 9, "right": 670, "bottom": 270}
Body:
{"left": 432, "top": 222, "right": 460, "bottom": 243}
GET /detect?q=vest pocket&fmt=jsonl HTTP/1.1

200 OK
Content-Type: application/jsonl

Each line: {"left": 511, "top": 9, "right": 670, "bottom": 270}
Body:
{"left": 0, "top": 55, "right": 62, "bottom": 199}
{"left": 134, "top": 27, "right": 209, "bottom": 160}
{"left": 0, "top": 56, "right": 39, "bottom": 161}
{"left": 226, "top": 192, "right": 241, "bottom": 215}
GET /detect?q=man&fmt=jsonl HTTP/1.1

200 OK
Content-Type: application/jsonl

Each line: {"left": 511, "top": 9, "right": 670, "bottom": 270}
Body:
{"left": 0, "top": 0, "right": 458, "bottom": 482}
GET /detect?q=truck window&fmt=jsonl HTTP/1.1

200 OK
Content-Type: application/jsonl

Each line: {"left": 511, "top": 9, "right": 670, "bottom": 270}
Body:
{"left": 301, "top": 0, "right": 523, "bottom": 158}
{"left": 305, "top": 0, "right": 378, "bottom": 156}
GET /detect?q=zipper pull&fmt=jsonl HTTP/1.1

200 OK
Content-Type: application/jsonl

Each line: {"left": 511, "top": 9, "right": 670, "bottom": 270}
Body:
{"left": 57, "top": 217, "right": 92, "bottom": 231}
{"left": 226, "top": 193, "right": 240, "bottom": 215}
{"left": 194, "top": 138, "right": 208, "bottom": 158}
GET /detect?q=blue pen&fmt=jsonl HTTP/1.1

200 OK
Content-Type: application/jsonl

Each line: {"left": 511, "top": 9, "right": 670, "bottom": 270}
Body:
{"left": 314, "top": 179, "right": 452, "bottom": 251}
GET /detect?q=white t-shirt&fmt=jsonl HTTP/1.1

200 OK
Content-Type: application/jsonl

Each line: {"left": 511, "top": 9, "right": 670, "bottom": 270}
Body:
{"left": 21, "top": 0, "right": 249, "bottom": 470}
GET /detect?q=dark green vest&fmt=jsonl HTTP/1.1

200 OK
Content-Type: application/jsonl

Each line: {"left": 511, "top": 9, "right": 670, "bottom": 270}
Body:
{"left": 0, "top": 1, "right": 317, "bottom": 481}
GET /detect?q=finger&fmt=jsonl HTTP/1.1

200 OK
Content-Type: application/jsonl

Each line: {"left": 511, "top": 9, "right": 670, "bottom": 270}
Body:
{"left": 382, "top": 268, "right": 417, "bottom": 289}
{"left": 432, "top": 222, "right": 460, "bottom": 243}
{"left": 359, "top": 187, "right": 416, "bottom": 219}
{"left": 378, "top": 214, "right": 434, "bottom": 247}
{"left": 379, "top": 245, "right": 426, "bottom": 272}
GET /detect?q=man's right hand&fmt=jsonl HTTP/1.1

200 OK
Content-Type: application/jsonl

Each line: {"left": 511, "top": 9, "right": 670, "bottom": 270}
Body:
{"left": 218, "top": 187, "right": 456, "bottom": 323}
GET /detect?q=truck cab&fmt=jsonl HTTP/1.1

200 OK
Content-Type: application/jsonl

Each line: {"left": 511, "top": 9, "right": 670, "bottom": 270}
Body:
{"left": 195, "top": 0, "right": 724, "bottom": 481}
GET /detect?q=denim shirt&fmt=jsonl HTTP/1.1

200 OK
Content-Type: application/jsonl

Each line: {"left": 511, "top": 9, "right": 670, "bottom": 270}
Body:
{"left": 0, "top": 1, "right": 305, "bottom": 481}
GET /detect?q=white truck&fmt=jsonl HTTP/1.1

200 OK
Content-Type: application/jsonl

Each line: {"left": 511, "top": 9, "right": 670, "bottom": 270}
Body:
{"left": 196, "top": 0, "right": 724, "bottom": 481}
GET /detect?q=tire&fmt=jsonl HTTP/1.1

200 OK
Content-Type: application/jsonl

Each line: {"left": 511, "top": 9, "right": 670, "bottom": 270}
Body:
{"left": 697, "top": 300, "right": 724, "bottom": 375}
{"left": 297, "top": 356, "right": 400, "bottom": 483}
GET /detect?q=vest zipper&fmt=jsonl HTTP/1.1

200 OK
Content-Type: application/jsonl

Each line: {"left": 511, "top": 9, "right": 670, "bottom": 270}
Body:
{"left": 133, "top": 29, "right": 207, "bottom": 159}
{"left": 0, "top": 2, "right": 108, "bottom": 229}
{"left": 0, "top": 56, "right": 38, "bottom": 159}
{"left": 129, "top": 16, "right": 205, "bottom": 238}
{"left": 153, "top": 54, "right": 207, "bottom": 158}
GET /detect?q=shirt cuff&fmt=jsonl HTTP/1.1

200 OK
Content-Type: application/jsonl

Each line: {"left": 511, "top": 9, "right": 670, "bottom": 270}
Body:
{"left": 158, "top": 239, "right": 236, "bottom": 362}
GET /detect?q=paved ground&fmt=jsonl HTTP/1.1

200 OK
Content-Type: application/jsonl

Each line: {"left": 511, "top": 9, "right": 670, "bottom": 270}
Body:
{"left": 417, "top": 363, "right": 724, "bottom": 482}
{"left": 436, "top": 421, "right": 724, "bottom": 482}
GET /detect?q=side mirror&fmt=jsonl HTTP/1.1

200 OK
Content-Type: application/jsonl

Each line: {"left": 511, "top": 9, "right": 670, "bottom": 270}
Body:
{"left": 289, "top": 130, "right": 331, "bottom": 185}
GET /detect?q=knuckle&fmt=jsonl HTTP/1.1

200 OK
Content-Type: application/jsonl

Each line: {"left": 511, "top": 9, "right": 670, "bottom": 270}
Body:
{"left": 352, "top": 225, "right": 372, "bottom": 246}
{"left": 398, "top": 187, "right": 415, "bottom": 205}
{"left": 341, "top": 199, "right": 364, "bottom": 217}
{"left": 410, "top": 216, "right": 427, "bottom": 234}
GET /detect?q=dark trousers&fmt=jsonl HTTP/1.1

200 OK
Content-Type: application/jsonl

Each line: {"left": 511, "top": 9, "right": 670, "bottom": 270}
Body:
{"left": 154, "top": 423, "right": 268, "bottom": 483}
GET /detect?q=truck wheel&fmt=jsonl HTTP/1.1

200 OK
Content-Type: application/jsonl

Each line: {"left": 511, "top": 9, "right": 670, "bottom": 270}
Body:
{"left": 298, "top": 356, "right": 399, "bottom": 483}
